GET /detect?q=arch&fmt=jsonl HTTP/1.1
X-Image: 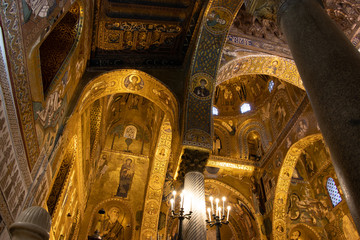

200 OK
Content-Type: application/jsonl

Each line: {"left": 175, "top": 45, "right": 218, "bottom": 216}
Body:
{"left": 289, "top": 223, "right": 321, "bottom": 240}
{"left": 213, "top": 121, "right": 231, "bottom": 156}
{"left": 74, "top": 69, "right": 179, "bottom": 129}
{"left": 217, "top": 55, "right": 303, "bottom": 89}
{"left": 205, "top": 179, "right": 266, "bottom": 240}
{"left": 182, "top": 0, "right": 244, "bottom": 149}
{"left": 272, "top": 134, "right": 323, "bottom": 240}
{"left": 237, "top": 120, "right": 271, "bottom": 159}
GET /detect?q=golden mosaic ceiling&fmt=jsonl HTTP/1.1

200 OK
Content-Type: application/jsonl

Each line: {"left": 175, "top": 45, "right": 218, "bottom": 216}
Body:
{"left": 90, "top": 0, "right": 205, "bottom": 68}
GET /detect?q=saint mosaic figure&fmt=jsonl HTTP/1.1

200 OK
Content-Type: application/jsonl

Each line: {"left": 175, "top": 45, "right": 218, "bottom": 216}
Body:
{"left": 99, "top": 207, "right": 124, "bottom": 240}
{"left": 124, "top": 75, "right": 144, "bottom": 91}
{"left": 193, "top": 79, "right": 210, "bottom": 97}
{"left": 116, "top": 159, "right": 135, "bottom": 198}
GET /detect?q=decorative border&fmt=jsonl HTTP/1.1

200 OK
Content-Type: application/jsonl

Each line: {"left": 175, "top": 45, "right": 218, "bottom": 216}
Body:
{"left": 0, "top": 27, "right": 32, "bottom": 186}
{"left": 140, "top": 119, "right": 172, "bottom": 239}
{"left": 0, "top": 0, "right": 39, "bottom": 169}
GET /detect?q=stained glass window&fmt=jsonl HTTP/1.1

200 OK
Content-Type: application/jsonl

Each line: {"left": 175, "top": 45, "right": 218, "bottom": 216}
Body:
{"left": 326, "top": 177, "right": 342, "bottom": 207}
{"left": 268, "top": 80, "right": 274, "bottom": 92}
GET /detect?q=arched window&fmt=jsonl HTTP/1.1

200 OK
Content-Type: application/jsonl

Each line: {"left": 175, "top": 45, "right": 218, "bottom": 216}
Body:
{"left": 268, "top": 80, "right": 274, "bottom": 92}
{"left": 240, "top": 103, "right": 251, "bottom": 113}
{"left": 326, "top": 177, "right": 342, "bottom": 207}
{"left": 212, "top": 106, "right": 218, "bottom": 116}
{"left": 124, "top": 125, "right": 137, "bottom": 139}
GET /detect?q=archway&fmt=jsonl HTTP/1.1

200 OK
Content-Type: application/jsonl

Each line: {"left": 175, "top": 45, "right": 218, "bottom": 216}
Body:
{"left": 217, "top": 55, "right": 303, "bottom": 89}
{"left": 272, "top": 134, "right": 323, "bottom": 239}
{"left": 205, "top": 179, "right": 266, "bottom": 240}
{"left": 63, "top": 69, "right": 179, "bottom": 240}
{"left": 237, "top": 119, "right": 271, "bottom": 160}
{"left": 74, "top": 69, "right": 179, "bottom": 128}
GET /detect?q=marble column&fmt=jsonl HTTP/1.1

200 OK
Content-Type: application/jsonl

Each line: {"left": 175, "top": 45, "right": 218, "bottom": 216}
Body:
{"left": 178, "top": 149, "right": 209, "bottom": 240}
{"left": 9, "top": 206, "right": 51, "bottom": 240}
{"left": 278, "top": 0, "right": 360, "bottom": 230}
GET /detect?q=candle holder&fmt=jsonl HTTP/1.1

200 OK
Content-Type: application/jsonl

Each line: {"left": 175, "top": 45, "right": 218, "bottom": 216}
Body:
{"left": 169, "top": 191, "right": 192, "bottom": 240}
{"left": 205, "top": 196, "right": 231, "bottom": 240}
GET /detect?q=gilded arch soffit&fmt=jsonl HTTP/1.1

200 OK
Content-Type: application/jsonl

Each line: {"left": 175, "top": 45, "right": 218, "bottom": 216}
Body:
{"left": 183, "top": 0, "right": 244, "bottom": 150}
{"left": 217, "top": 55, "right": 304, "bottom": 90}
{"left": 140, "top": 118, "right": 172, "bottom": 239}
{"left": 272, "top": 133, "right": 323, "bottom": 240}
{"left": 205, "top": 179, "right": 266, "bottom": 240}
{"left": 74, "top": 69, "right": 179, "bottom": 129}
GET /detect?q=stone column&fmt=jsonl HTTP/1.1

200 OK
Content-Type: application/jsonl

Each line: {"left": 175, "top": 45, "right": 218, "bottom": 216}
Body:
{"left": 9, "top": 206, "right": 51, "bottom": 240}
{"left": 178, "top": 149, "right": 209, "bottom": 240}
{"left": 278, "top": 0, "right": 360, "bottom": 230}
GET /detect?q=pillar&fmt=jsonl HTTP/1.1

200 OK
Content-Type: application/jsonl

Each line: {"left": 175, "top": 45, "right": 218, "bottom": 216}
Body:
{"left": 178, "top": 149, "right": 209, "bottom": 240}
{"left": 278, "top": 0, "right": 360, "bottom": 230}
{"left": 9, "top": 206, "right": 51, "bottom": 240}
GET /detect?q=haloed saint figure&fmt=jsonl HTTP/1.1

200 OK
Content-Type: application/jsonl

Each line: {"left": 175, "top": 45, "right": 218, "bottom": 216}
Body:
{"left": 116, "top": 159, "right": 135, "bottom": 198}
{"left": 193, "top": 79, "right": 210, "bottom": 97}
{"left": 99, "top": 207, "right": 124, "bottom": 240}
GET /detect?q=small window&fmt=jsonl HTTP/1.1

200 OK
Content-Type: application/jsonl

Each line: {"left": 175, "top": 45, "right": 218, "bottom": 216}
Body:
{"left": 326, "top": 177, "right": 342, "bottom": 207}
{"left": 212, "top": 106, "right": 218, "bottom": 116}
{"left": 124, "top": 125, "right": 137, "bottom": 139}
{"left": 240, "top": 103, "right": 251, "bottom": 113}
{"left": 268, "top": 80, "right": 274, "bottom": 92}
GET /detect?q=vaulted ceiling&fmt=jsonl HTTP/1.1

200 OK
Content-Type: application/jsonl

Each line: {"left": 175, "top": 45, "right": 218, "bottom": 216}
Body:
{"left": 90, "top": 0, "right": 205, "bottom": 68}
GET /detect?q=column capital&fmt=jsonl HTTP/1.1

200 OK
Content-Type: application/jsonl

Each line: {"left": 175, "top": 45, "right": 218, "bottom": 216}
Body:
{"left": 177, "top": 149, "right": 210, "bottom": 181}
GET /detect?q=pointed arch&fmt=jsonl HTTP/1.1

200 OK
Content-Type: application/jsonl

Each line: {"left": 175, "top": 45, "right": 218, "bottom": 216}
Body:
{"left": 213, "top": 121, "right": 231, "bottom": 156}
{"left": 205, "top": 179, "right": 266, "bottom": 240}
{"left": 272, "top": 134, "right": 323, "bottom": 240}
{"left": 217, "top": 55, "right": 303, "bottom": 89}
{"left": 237, "top": 120, "right": 271, "bottom": 159}
{"left": 74, "top": 69, "right": 179, "bottom": 129}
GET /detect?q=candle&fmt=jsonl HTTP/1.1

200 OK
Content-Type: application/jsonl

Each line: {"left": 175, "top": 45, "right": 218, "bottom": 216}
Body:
{"left": 172, "top": 191, "right": 176, "bottom": 197}
{"left": 210, "top": 196, "right": 214, "bottom": 214}
{"left": 190, "top": 195, "right": 193, "bottom": 212}
{"left": 215, "top": 198, "right": 219, "bottom": 213}
{"left": 222, "top": 197, "right": 226, "bottom": 216}
{"left": 227, "top": 206, "right": 231, "bottom": 221}
{"left": 207, "top": 208, "right": 211, "bottom": 221}
{"left": 170, "top": 198, "right": 174, "bottom": 211}
{"left": 218, "top": 207, "right": 222, "bottom": 217}
{"left": 180, "top": 192, "right": 184, "bottom": 208}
